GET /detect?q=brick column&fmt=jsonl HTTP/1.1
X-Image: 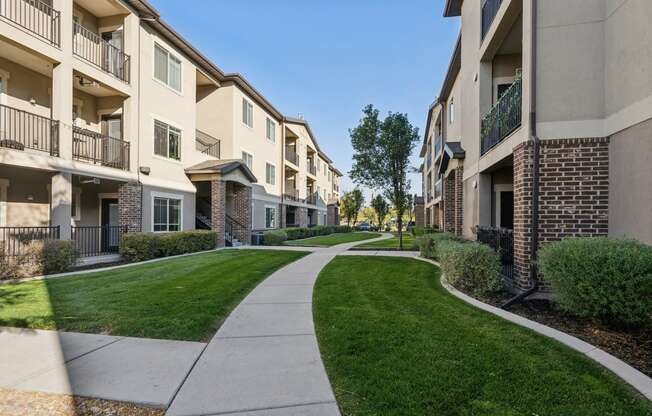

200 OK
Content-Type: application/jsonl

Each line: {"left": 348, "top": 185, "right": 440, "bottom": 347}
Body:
{"left": 298, "top": 207, "right": 308, "bottom": 227}
{"left": 211, "top": 179, "right": 226, "bottom": 247}
{"left": 513, "top": 138, "right": 610, "bottom": 291}
{"left": 454, "top": 166, "right": 464, "bottom": 236}
{"left": 443, "top": 171, "right": 456, "bottom": 233}
{"left": 118, "top": 181, "right": 142, "bottom": 233}
{"left": 231, "top": 184, "right": 252, "bottom": 244}
{"left": 280, "top": 204, "right": 287, "bottom": 228}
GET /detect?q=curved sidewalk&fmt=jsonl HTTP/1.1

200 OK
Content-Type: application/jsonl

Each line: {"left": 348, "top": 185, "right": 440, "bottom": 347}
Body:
{"left": 167, "top": 234, "right": 390, "bottom": 416}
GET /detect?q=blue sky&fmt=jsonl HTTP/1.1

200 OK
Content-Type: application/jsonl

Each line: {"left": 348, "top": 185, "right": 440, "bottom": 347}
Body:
{"left": 154, "top": 0, "right": 460, "bottom": 199}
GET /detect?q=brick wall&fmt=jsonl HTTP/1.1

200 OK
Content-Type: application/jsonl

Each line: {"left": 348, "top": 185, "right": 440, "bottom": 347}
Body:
{"left": 231, "top": 183, "right": 252, "bottom": 244}
{"left": 513, "top": 137, "right": 610, "bottom": 291}
{"left": 297, "top": 207, "right": 308, "bottom": 227}
{"left": 415, "top": 202, "right": 425, "bottom": 227}
{"left": 118, "top": 181, "right": 142, "bottom": 233}
{"left": 327, "top": 204, "right": 340, "bottom": 225}
{"left": 454, "top": 167, "right": 464, "bottom": 236}
{"left": 211, "top": 179, "right": 226, "bottom": 247}
{"left": 443, "top": 171, "right": 456, "bottom": 233}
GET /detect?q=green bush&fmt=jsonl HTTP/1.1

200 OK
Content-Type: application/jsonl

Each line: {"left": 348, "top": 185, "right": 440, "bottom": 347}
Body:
{"left": 539, "top": 238, "right": 652, "bottom": 326}
{"left": 120, "top": 230, "right": 217, "bottom": 262}
{"left": 410, "top": 226, "right": 439, "bottom": 236}
{"left": 0, "top": 240, "right": 79, "bottom": 279}
{"left": 283, "top": 225, "right": 351, "bottom": 241}
{"left": 263, "top": 230, "right": 288, "bottom": 246}
{"left": 439, "top": 240, "right": 502, "bottom": 296}
{"left": 417, "top": 232, "right": 460, "bottom": 260}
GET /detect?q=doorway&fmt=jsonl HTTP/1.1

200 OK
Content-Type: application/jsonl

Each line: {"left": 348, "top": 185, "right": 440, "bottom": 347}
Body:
{"left": 100, "top": 198, "right": 119, "bottom": 252}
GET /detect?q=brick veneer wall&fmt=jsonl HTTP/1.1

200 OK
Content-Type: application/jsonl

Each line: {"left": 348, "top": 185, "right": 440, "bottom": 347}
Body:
{"left": 327, "top": 204, "right": 340, "bottom": 225}
{"left": 211, "top": 179, "right": 226, "bottom": 247}
{"left": 415, "top": 202, "right": 425, "bottom": 227}
{"left": 513, "top": 137, "right": 610, "bottom": 291}
{"left": 454, "top": 167, "right": 464, "bottom": 236}
{"left": 443, "top": 171, "right": 456, "bottom": 233}
{"left": 231, "top": 183, "right": 252, "bottom": 244}
{"left": 118, "top": 181, "right": 142, "bottom": 233}
{"left": 297, "top": 207, "right": 308, "bottom": 227}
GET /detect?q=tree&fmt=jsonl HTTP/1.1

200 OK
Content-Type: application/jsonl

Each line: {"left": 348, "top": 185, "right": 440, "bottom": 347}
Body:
{"left": 361, "top": 206, "right": 376, "bottom": 227}
{"left": 349, "top": 105, "right": 419, "bottom": 248}
{"left": 340, "top": 189, "right": 365, "bottom": 227}
{"left": 371, "top": 195, "right": 389, "bottom": 231}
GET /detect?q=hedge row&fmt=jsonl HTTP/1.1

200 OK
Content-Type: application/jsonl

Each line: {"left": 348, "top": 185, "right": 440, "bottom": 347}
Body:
{"left": 0, "top": 240, "right": 79, "bottom": 279}
{"left": 263, "top": 225, "right": 351, "bottom": 246}
{"left": 409, "top": 226, "right": 439, "bottom": 236}
{"left": 120, "top": 230, "right": 218, "bottom": 262}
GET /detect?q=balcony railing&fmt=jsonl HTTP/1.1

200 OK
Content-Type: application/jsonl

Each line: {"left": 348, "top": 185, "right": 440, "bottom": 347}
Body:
{"left": 306, "top": 192, "right": 318, "bottom": 205}
{"left": 284, "top": 189, "right": 303, "bottom": 203}
{"left": 72, "top": 225, "right": 126, "bottom": 257}
{"left": 481, "top": 0, "right": 504, "bottom": 40}
{"left": 73, "top": 22, "right": 130, "bottom": 82}
{"left": 285, "top": 147, "right": 298, "bottom": 165}
{"left": 73, "top": 126, "right": 130, "bottom": 170}
{"left": 0, "top": 0, "right": 60, "bottom": 45}
{"left": 434, "top": 135, "right": 443, "bottom": 158}
{"left": 196, "top": 130, "right": 220, "bottom": 158}
{"left": 0, "top": 103, "right": 59, "bottom": 155}
{"left": 481, "top": 77, "right": 521, "bottom": 156}
{"left": 476, "top": 226, "right": 513, "bottom": 282}
{"left": 434, "top": 179, "right": 442, "bottom": 200}
{"left": 0, "top": 226, "right": 60, "bottom": 258}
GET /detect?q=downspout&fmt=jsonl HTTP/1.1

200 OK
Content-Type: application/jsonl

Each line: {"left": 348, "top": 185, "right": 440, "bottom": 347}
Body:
{"left": 502, "top": 0, "right": 540, "bottom": 308}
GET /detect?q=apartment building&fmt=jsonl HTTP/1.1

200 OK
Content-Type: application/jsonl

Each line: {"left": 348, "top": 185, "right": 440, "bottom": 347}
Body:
{"left": 421, "top": 0, "right": 652, "bottom": 292}
{"left": 0, "top": 0, "right": 341, "bottom": 255}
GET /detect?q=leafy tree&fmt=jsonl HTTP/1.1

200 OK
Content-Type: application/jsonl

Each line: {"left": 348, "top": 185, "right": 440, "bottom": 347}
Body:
{"left": 361, "top": 206, "right": 376, "bottom": 227}
{"left": 350, "top": 188, "right": 365, "bottom": 226}
{"left": 371, "top": 195, "right": 389, "bottom": 231}
{"left": 349, "top": 105, "right": 419, "bottom": 248}
{"left": 340, "top": 189, "right": 365, "bottom": 226}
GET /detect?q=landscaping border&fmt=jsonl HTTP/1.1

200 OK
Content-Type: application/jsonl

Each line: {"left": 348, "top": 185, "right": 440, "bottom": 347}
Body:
{"left": 414, "top": 256, "right": 652, "bottom": 401}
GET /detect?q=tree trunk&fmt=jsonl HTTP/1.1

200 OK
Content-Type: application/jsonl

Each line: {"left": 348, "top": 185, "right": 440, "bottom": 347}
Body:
{"left": 397, "top": 216, "right": 403, "bottom": 250}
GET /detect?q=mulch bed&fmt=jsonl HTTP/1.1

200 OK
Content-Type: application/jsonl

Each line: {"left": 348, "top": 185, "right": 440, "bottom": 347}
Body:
{"left": 464, "top": 290, "right": 652, "bottom": 378}
{"left": 0, "top": 388, "right": 164, "bottom": 416}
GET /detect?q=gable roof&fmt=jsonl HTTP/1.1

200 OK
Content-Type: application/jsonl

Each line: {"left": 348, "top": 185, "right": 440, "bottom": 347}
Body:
{"left": 284, "top": 117, "right": 333, "bottom": 164}
{"left": 185, "top": 159, "right": 257, "bottom": 183}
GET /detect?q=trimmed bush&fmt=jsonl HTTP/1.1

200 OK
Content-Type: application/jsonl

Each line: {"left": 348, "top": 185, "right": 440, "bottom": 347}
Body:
{"left": 410, "top": 226, "right": 439, "bottom": 236}
{"left": 263, "top": 230, "right": 288, "bottom": 246}
{"left": 417, "top": 232, "right": 460, "bottom": 260}
{"left": 539, "top": 238, "right": 652, "bottom": 326}
{"left": 0, "top": 240, "right": 79, "bottom": 279}
{"left": 120, "top": 230, "right": 217, "bottom": 262}
{"left": 439, "top": 240, "right": 502, "bottom": 296}
{"left": 283, "top": 225, "right": 351, "bottom": 241}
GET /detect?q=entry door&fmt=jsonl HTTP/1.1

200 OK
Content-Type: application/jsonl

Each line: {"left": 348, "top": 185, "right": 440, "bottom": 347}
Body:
{"left": 500, "top": 191, "right": 514, "bottom": 229}
{"left": 101, "top": 198, "right": 119, "bottom": 252}
{"left": 101, "top": 115, "right": 123, "bottom": 167}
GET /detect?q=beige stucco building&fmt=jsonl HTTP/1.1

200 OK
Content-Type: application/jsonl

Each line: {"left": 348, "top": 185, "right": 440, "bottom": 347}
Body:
{"left": 0, "top": 0, "right": 341, "bottom": 254}
{"left": 421, "top": 0, "right": 652, "bottom": 292}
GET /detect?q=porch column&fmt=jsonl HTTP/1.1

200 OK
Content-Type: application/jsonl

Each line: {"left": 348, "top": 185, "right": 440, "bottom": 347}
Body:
{"left": 232, "top": 184, "right": 252, "bottom": 244}
{"left": 50, "top": 172, "right": 72, "bottom": 239}
{"left": 118, "top": 181, "right": 142, "bottom": 233}
{"left": 280, "top": 204, "right": 287, "bottom": 228}
{"left": 443, "top": 171, "right": 456, "bottom": 233}
{"left": 211, "top": 179, "right": 226, "bottom": 247}
{"left": 454, "top": 166, "right": 464, "bottom": 236}
{"left": 298, "top": 207, "right": 308, "bottom": 227}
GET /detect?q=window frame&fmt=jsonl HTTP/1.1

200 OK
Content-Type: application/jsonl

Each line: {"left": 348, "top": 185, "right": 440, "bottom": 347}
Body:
{"left": 266, "top": 117, "right": 276, "bottom": 142}
{"left": 241, "top": 150, "right": 253, "bottom": 170}
{"left": 153, "top": 42, "right": 183, "bottom": 94}
{"left": 265, "top": 162, "right": 276, "bottom": 185}
{"left": 242, "top": 98, "right": 254, "bottom": 128}
{"left": 448, "top": 98, "right": 455, "bottom": 124}
{"left": 265, "top": 206, "right": 277, "bottom": 229}
{"left": 153, "top": 118, "right": 182, "bottom": 161}
{"left": 151, "top": 193, "right": 183, "bottom": 233}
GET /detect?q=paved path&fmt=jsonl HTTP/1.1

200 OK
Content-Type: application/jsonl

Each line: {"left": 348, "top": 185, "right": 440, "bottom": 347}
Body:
{"left": 166, "top": 233, "right": 391, "bottom": 416}
{"left": 0, "top": 327, "right": 205, "bottom": 408}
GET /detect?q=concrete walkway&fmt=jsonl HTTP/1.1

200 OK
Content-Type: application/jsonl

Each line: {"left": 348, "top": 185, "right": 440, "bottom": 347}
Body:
{"left": 166, "top": 233, "right": 391, "bottom": 416}
{"left": 0, "top": 327, "right": 205, "bottom": 408}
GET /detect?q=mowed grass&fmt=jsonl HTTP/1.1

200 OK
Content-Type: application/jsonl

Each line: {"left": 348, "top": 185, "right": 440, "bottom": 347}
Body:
{"left": 314, "top": 256, "right": 652, "bottom": 416}
{"left": 355, "top": 233, "right": 417, "bottom": 250}
{"left": 0, "top": 249, "right": 307, "bottom": 341}
{"left": 284, "top": 232, "right": 381, "bottom": 247}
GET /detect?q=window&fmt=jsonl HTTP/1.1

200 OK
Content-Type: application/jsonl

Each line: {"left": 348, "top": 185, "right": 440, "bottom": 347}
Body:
{"left": 242, "top": 98, "right": 253, "bottom": 127}
{"left": 266, "top": 118, "right": 275, "bottom": 142}
{"left": 242, "top": 151, "right": 253, "bottom": 169}
{"left": 265, "top": 207, "right": 276, "bottom": 228}
{"left": 317, "top": 159, "right": 321, "bottom": 172}
{"left": 265, "top": 163, "right": 276, "bottom": 185}
{"left": 448, "top": 98, "right": 455, "bottom": 124}
{"left": 153, "top": 197, "right": 181, "bottom": 232}
{"left": 154, "top": 120, "right": 181, "bottom": 160}
{"left": 154, "top": 43, "right": 182, "bottom": 92}
{"left": 328, "top": 171, "right": 331, "bottom": 182}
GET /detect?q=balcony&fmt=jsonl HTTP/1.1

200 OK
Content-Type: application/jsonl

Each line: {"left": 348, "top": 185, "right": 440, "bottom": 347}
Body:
{"left": 481, "top": 0, "right": 503, "bottom": 40}
{"left": 195, "top": 130, "right": 220, "bottom": 158}
{"left": 481, "top": 77, "right": 521, "bottom": 155}
{"left": 72, "top": 126, "right": 130, "bottom": 170}
{"left": 0, "top": 0, "right": 60, "bottom": 45}
{"left": 306, "top": 192, "right": 318, "bottom": 205}
{"left": 435, "top": 179, "right": 442, "bottom": 200}
{"left": 284, "top": 189, "right": 303, "bottom": 203}
{"left": 285, "top": 147, "right": 298, "bottom": 166}
{"left": 73, "top": 22, "right": 130, "bottom": 82}
{"left": 0, "top": 103, "right": 59, "bottom": 155}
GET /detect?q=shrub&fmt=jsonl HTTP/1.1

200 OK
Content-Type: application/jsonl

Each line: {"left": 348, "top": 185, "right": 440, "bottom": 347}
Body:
{"left": 410, "top": 226, "right": 438, "bottom": 237}
{"left": 539, "top": 238, "right": 652, "bottom": 326}
{"left": 417, "top": 232, "right": 460, "bottom": 260}
{"left": 0, "top": 240, "right": 78, "bottom": 279}
{"left": 283, "top": 225, "right": 351, "bottom": 241}
{"left": 120, "top": 230, "right": 217, "bottom": 262}
{"left": 439, "top": 240, "right": 502, "bottom": 296}
{"left": 263, "top": 230, "right": 288, "bottom": 246}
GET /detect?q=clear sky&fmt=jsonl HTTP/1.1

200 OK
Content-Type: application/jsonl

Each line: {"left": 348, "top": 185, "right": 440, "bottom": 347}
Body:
{"left": 154, "top": 0, "right": 460, "bottom": 200}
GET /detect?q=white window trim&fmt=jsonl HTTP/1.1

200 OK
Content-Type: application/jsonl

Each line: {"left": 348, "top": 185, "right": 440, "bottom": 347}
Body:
{"left": 151, "top": 191, "right": 184, "bottom": 233}
{"left": 0, "top": 68, "right": 9, "bottom": 106}
{"left": 152, "top": 115, "right": 183, "bottom": 163}
{"left": 265, "top": 161, "right": 276, "bottom": 186}
{"left": 264, "top": 205, "right": 277, "bottom": 229}
{"left": 449, "top": 98, "right": 455, "bottom": 124}
{"left": 0, "top": 179, "right": 9, "bottom": 227}
{"left": 242, "top": 98, "right": 254, "bottom": 128}
{"left": 266, "top": 117, "right": 276, "bottom": 142}
{"left": 241, "top": 149, "right": 254, "bottom": 169}
{"left": 152, "top": 42, "right": 183, "bottom": 95}
{"left": 97, "top": 193, "right": 119, "bottom": 227}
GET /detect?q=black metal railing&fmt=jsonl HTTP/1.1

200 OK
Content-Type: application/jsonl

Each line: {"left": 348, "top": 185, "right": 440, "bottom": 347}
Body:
{"left": 284, "top": 189, "right": 304, "bottom": 203}
{"left": 72, "top": 225, "right": 126, "bottom": 257}
{"left": 225, "top": 215, "right": 247, "bottom": 246}
{"left": 481, "top": 77, "right": 522, "bottom": 155}
{"left": 0, "top": 226, "right": 60, "bottom": 258}
{"left": 434, "top": 179, "right": 442, "bottom": 200}
{"left": 306, "top": 192, "right": 318, "bottom": 205}
{"left": 285, "top": 147, "right": 299, "bottom": 165}
{"left": 73, "top": 126, "right": 130, "bottom": 170}
{"left": 476, "top": 226, "right": 513, "bottom": 282}
{"left": 0, "top": 103, "right": 59, "bottom": 155}
{"left": 0, "top": 0, "right": 60, "bottom": 45}
{"left": 482, "top": 0, "right": 504, "bottom": 40}
{"left": 196, "top": 130, "right": 220, "bottom": 158}
{"left": 73, "top": 22, "right": 130, "bottom": 82}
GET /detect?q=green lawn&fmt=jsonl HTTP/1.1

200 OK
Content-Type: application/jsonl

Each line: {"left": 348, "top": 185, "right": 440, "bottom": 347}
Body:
{"left": 0, "top": 249, "right": 306, "bottom": 341}
{"left": 284, "top": 232, "right": 382, "bottom": 247}
{"left": 355, "top": 233, "right": 417, "bottom": 250}
{"left": 314, "top": 256, "right": 652, "bottom": 416}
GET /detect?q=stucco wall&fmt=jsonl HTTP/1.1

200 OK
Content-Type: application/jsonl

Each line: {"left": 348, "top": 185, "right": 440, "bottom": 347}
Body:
{"left": 141, "top": 185, "right": 195, "bottom": 233}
